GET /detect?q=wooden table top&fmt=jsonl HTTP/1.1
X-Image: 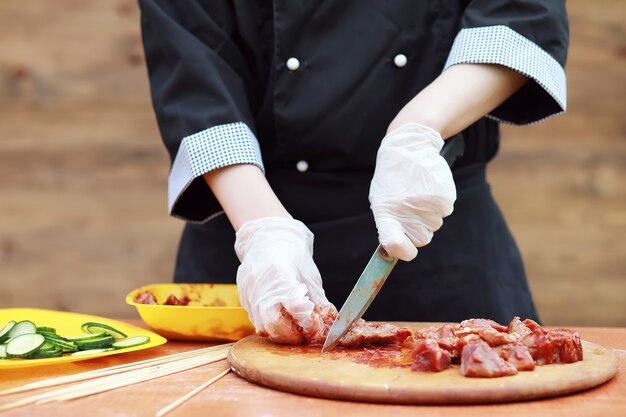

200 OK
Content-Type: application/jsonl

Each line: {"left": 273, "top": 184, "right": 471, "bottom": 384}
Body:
{"left": 0, "top": 325, "right": 624, "bottom": 417}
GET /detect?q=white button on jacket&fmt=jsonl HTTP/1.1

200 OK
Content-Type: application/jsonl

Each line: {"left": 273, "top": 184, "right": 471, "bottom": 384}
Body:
{"left": 296, "top": 160, "right": 309, "bottom": 172}
{"left": 393, "top": 53, "right": 408, "bottom": 68}
{"left": 286, "top": 57, "right": 300, "bottom": 71}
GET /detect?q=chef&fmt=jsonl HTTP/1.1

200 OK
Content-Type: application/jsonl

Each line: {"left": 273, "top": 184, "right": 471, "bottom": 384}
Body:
{"left": 138, "top": 1, "right": 568, "bottom": 344}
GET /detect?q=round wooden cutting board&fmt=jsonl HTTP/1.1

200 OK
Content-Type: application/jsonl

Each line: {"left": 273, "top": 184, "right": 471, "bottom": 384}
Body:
{"left": 227, "top": 323, "right": 618, "bottom": 404}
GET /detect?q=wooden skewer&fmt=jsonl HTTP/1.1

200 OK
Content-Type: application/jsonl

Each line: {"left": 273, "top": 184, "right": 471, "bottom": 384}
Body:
{"left": 0, "top": 346, "right": 231, "bottom": 412}
{"left": 155, "top": 368, "right": 231, "bottom": 417}
{"left": 0, "top": 351, "right": 228, "bottom": 411}
{"left": 37, "top": 354, "right": 226, "bottom": 403}
{"left": 0, "top": 343, "right": 233, "bottom": 396}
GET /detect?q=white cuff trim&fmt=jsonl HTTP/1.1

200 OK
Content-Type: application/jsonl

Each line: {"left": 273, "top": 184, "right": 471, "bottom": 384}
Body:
{"left": 168, "top": 122, "right": 264, "bottom": 216}
{"left": 444, "top": 25, "right": 566, "bottom": 124}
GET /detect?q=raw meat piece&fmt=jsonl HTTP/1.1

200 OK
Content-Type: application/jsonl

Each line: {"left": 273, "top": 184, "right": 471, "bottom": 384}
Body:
{"left": 164, "top": 294, "right": 191, "bottom": 306}
{"left": 548, "top": 329, "right": 584, "bottom": 363}
{"left": 416, "top": 324, "right": 460, "bottom": 357}
{"left": 410, "top": 317, "right": 583, "bottom": 377}
{"left": 518, "top": 329, "right": 555, "bottom": 365}
{"left": 135, "top": 290, "right": 157, "bottom": 305}
{"left": 457, "top": 334, "right": 482, "bottom": 351}
{"left": 411, "top": 339, "right": 452, "bottom": 372}
{"left": 458, "top": 318, "right": 508, "bottom": 333}
{"left": 507, "top": 316, "right": 532, "bottom": 337}
{"left": 455, "top": 318, "right": 515, "bottom": 346}
{"left": 134, "top": 291, "right": 192, "bottom": 306}
{"left": 415, "top": 326, "right": 440, "bottom": 339}
{"left": 496, "top": 344, "right": 535, "bottom": 371}
{"left": 296, "top": 307, "right": 413, "bottom": 347}
{"left": 523, "top": 318, "right": 548, "bottom": 334}
{"left": 461, "top": 340, "right": 518, "bottom": 377}
{"left": 338, "top": 321, "right": 413, "bottom": 347}
{"left": 518, "top": 328, "right": 583, "bottom": 365}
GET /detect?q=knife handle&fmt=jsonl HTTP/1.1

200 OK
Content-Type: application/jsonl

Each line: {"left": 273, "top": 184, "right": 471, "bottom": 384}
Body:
{"left": 440, "top": 133, "right": 465, "bottom": 167}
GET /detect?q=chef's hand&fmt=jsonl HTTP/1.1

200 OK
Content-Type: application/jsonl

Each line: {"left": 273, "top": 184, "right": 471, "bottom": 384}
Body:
{"left": 235, "top": 216, "right": 336, "bottom": 345}
{"left": 369, "top": 123, "right": 456, "bottom": 261}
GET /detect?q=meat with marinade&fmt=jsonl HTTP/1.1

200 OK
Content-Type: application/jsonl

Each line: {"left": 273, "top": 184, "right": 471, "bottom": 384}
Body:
{"left": 412, "top": 339, "right": 452, "bottom": 372}
{"left": 455, "top": 318, "right": 516, "bottom": 346}
{"left": 299, "top": 306, "right": 413, "bottom": 347}
{"left": 410, "top": 316, "right": 583, "bottom": 377}
{"left": 460, "top": 340, "right": 518, "bottom": 377}
{"left": 416, "top": 324, "right": 460, "bottom": 357}
{"left": 548, "top": 328, "right": 584, "bottom": 363}
{"left": 496, "top": 344, "right": 536, "bottom": 371}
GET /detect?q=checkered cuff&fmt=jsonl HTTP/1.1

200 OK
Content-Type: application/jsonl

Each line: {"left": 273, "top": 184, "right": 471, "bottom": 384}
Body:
{"left": 444, "top": 25, "right": 566, "bottom": 124}
{"left": 168, "top": 122, "right": 264, "bottom": 220}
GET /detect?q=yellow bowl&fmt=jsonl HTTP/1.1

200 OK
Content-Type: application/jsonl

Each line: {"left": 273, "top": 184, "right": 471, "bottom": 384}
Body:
{"left": 125, "top": 283, "right": 255, "bottom": 342}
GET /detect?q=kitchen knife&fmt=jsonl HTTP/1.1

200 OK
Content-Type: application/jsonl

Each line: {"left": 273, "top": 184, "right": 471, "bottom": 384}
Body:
{"left": 321, "top": 134, "right": 465, "bottom": 353}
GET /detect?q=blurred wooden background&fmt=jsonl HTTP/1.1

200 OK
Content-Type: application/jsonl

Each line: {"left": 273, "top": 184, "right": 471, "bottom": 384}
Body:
{"left": 0, "top": 1, "right": 624, "bottom": 326}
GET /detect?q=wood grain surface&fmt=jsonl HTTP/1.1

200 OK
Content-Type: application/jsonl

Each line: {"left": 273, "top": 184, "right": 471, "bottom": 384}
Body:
{"left": 0, "top": 324, "right": 623, "bottom": 417}
{"left": 0, "top": 0, "right": 624, "bottom": 326}
{"left": 228, "top": 324, "right": 618, "bottom": 404}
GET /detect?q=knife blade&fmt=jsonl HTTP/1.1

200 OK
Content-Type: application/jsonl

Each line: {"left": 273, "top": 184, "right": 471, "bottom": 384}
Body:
{"left": 321, "top": 134, "right": 465, "bottom": 353}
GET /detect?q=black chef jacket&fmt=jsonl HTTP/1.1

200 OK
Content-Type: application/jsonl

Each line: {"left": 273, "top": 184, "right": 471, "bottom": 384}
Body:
{"left": 139, "top": 1, "right": 569, "bottom": 324}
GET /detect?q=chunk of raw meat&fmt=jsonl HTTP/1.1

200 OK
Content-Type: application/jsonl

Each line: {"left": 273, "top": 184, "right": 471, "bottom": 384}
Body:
{"left": 518, "top": 329, "right": 555, "bottom": 365}
{"left": 415, "top": 326, "right": 440, "bottom": 340}
{"left": 134, "top": 290, "right": 157, "bottom": 305}
{"left": 548, "top": 329, "right": 583, "bottom": 363}
{"left": 415, "top": 324, "right": 461, "bottom": 357}
{"left": 458, "top": 318, "right": 508, "bottom": 333}
{"left": 338, "top": 321, "right": 413, "bottom": 347}
{"left": 496, "top": 344, "right": 536, "bottom": 371}
{"left": 410, "top": 317, "right": 583, "bottom": 377}
{"left": 523, "top": 318, "right": 548, "bottom": 334}
{"left": 455, "top": 318, "right": 515, "bottom": 346}
{"left": 164, "top": 294, "right": 191, "bottom": 306}
{"left": 411, "top": 339, "right": 452, "bottom": 372}
{"left": 461, "top": 340, "right": 518, "bottom": 377}
{"left": 457, "top": 334, "right": 482, "bottom": 351}
{"left": 302, "top": 307, "right": 412, "bottom": 347}
{"left": 507, "top": 316, "right": 532, "bottom": 337}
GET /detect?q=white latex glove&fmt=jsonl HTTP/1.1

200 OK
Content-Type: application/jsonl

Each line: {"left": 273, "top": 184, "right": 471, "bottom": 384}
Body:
{"left": 234, "top": 217, "right": 335, "bottom": 344}
{"left": 369, "top": 123, "right": 457, "bottom": 262}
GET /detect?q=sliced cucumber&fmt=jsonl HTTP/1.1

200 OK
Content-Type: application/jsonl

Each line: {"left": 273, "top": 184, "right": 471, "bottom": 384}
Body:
{"left": 38, "top": 342, "right": 58, "bottom": 351}
{"left": 74, "top": 335, "right": 114, "bottom": 350}
{"left": 6, "top": 334, "right": 45, "bottom": 358}
{"left": 0, "top": 319, "right": 150, "bottom": 360}
{"left": 70, "top": 348, "right": 110, "bottom": 357}
{"left": 0, "top": 321, "right": 17, "bottom": 343}
{"left": 66, "top": 332, "right": 106, "bottom": 342}
{"left": 8, "top": 320, "right": 37, "bottom": 339}
{"left": 112, "top": 335, "right": 150, "bottom": 349}
{"left": 36, "top": 326, "right": 57, "bottom": 334}
{"left": 43, "top": 334, "right": 69, "bottom": 342}
{"left": 44, "top": 335, "right": 73, "bottom": 352}
{"left": 38, "top": 345, "right": 62, "bottom": 355}
{"left": 31, "top": 349, "right": 63, "bottom": 359}
{"left": 81, "top": 322, "right": 127, "bottom": 340}
{"left": 44, "top": 336, "right": 78, "bottom": 352}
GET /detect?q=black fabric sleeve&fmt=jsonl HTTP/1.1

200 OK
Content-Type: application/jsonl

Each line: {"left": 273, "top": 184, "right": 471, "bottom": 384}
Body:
{"left": 444, "top": 0, "right": 569, "bottom": 124}
{"left": 139, "top": 0, "right": 264, "bottom": 222}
